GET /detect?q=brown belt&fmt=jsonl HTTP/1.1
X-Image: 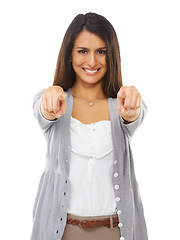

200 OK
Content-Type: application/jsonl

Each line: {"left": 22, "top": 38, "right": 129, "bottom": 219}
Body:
{"left": 67, "top": 215, "right": 119, "bottom": 229}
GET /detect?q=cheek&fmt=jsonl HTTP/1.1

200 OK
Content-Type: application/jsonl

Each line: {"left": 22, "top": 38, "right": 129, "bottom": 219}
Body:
{"left": 72, "top": 53, "right": 84, "bottom": 67}
{"left": 101, "top": 56, "right": 107, "bottom": 67}
{"left": 102, "top": 59, "right": 107, "bottom": 71}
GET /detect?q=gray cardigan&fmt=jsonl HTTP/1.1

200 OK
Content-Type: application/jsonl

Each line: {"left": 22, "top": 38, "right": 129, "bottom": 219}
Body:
{"left": 31, "top": 88, "right": 149, "bottom": 240}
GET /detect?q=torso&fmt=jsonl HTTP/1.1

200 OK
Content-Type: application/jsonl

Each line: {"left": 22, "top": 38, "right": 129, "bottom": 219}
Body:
{"left": 71, "top": 97, "right": 110, "bottom": 124}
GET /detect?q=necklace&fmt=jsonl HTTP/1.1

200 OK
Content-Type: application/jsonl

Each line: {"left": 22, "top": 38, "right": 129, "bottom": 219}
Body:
{"left": 72, "top": 94, "right": 107, "bottom": 106}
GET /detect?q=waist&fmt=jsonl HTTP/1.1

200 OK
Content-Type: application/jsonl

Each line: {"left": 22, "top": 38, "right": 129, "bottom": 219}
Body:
{"left": 66, "top": 213, "right": 119, "bottom": 229}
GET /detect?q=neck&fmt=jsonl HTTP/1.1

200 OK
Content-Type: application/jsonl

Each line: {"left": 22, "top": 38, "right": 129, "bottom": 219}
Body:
{"left": 71, "top": 82, "right": 105, "bottom": 102}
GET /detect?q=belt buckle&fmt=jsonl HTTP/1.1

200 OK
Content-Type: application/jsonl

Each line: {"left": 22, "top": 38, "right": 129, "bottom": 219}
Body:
{"left": 79, "top": 220, "right": 85, "bottom": 228}
{"left": 110, "top": 216, "right": 113, "bottom": 230}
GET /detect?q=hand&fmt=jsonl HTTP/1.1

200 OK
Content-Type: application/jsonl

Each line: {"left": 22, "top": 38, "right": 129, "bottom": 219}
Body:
{"left": 117, "top": 86, "right": 141, "bottom": 122}
{"left": 41, "top": 86, "right": 67, "bottom": 119}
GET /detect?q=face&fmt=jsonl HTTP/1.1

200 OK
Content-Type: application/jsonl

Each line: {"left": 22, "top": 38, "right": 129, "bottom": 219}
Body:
{"left": 71, "top": 30, "right": 107, "bottom": 86}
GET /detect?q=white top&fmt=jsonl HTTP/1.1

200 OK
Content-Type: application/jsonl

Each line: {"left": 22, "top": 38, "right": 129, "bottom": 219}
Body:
{"left": 67, "top": 116, "right": 117, "bottom": 216}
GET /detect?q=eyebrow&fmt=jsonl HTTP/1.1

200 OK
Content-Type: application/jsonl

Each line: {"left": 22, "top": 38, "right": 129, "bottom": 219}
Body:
{"left": 76, "top": 46, "right": 107, "bottom": 50}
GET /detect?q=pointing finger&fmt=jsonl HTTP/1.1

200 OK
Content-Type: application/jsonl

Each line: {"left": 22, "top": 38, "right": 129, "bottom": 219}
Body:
{"left": 117, "top": 88, "right": 129, "bottom": 113}
{"left": 117, "top": 94, "right": 128, "bottom": 113}
{"left": 117, "top": 89, "right": 126, "bottom": 100}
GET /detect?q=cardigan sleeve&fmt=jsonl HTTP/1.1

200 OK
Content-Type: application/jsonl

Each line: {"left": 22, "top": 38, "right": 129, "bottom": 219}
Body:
{"left": 120, "top": 99, "right": 147, "bottom": 138}
{"left": 32, "top": 89, "right": 58, "bottom": 133}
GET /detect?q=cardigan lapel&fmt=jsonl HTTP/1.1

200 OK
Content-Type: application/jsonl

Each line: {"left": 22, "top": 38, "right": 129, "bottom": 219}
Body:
{"left": 57, "top": 89, "right": 73, "bottom": 176}
{"left": 108, "top": 97, "right": 126, "bottom": 176}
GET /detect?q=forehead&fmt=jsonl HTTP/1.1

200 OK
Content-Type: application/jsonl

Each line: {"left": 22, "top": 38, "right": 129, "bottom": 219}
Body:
{"left": 73, "top": 30, "right": 106, "bottom": 48}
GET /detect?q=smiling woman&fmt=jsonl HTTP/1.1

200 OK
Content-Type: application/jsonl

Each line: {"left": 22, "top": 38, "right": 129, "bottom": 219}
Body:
{"left": 31, "top": 12, "right": 149, "bottom": 240}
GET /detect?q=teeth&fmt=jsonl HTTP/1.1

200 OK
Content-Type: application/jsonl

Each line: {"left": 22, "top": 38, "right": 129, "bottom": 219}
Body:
{"left": 84, "top": 68, "right": 99, "bottom": 73}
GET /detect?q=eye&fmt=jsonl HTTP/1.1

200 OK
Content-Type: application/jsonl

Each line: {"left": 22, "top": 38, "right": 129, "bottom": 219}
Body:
{"left": 78, "top": 50, "right": 87, "bottom": 54}
{"left": 98, "top": 50, "right": 106, "bottom": 54}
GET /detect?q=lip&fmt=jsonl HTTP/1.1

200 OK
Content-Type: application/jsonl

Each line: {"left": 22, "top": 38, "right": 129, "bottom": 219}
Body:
{"left": 82, "top": 68, "right": 100, "bottom": 75}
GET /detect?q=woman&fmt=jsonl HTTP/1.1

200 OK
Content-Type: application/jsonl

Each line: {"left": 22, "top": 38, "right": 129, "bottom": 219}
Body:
{"left": 31, "top": 13, "right": 149, "bottom": 240}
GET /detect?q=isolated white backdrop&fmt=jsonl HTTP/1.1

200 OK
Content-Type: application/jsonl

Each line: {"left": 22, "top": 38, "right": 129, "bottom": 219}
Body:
{"left": 0, "top": 0, "right": 179, "bottom": 239}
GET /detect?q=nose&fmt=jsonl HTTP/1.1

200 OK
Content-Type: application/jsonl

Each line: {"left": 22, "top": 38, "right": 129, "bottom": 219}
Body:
{"left": 86, "top": 53, "right": 97, "bottom": 68}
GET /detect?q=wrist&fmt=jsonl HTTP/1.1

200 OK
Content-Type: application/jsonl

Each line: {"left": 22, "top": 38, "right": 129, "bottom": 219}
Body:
{"left": 120, "top": 108, "right": 141, "bottom": 123}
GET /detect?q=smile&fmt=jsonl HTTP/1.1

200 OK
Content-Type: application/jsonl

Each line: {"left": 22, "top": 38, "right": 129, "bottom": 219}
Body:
{"left": 83, "top": 68, "right": 100, "bottom": 74}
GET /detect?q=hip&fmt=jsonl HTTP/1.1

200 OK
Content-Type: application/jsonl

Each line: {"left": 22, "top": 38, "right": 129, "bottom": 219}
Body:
{"left": 62, "top": 213, "right": 121, "bottom": 240}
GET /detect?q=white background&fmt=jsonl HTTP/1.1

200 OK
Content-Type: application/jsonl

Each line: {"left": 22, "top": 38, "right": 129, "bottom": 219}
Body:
{"left": 0, "top": 0, "right": 179, "bottom": 239}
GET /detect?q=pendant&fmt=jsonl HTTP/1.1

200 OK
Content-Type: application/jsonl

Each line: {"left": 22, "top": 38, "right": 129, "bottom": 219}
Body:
{"left": 89, "top": 103, "right": 93, "bottom": 106}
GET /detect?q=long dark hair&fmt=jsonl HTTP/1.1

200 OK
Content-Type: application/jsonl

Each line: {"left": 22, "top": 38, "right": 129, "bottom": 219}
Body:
{"left": 53, "top": 12, "right": 123, "bottom": 98}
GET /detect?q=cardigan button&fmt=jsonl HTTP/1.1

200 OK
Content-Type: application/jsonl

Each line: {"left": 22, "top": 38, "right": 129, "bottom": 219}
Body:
{"left": 116, "top": 197, "right": 121, "bottom": 202}
{"left": 118, "top": 223, "right": 123, "bottom": 228}
{"left": 114, "top": 160, "right": 118, "bottom": 165}
{"left": 114, "top": 173, "right": 118, "bottom": 178}
{"left": 115, "top": 185, "right": 119, "bottom": 190}
{"left": 120, "top": 237, "right": 125, "bottom": 240}
{"left": 117, "top": 210, "right": 122, "bottom": 215}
